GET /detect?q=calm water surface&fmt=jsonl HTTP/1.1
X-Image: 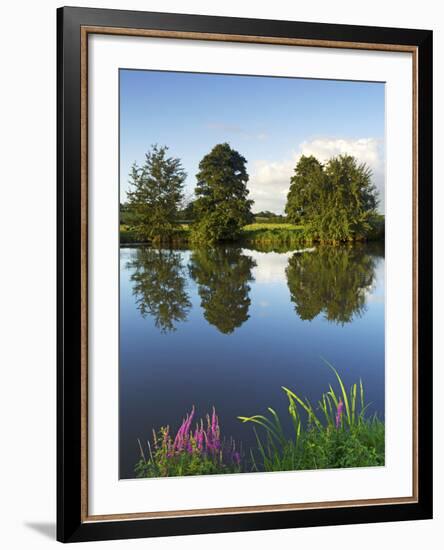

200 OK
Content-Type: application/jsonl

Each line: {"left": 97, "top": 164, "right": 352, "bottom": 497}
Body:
{"left": 119, "top": 243, "right": 385, "bottom": 478}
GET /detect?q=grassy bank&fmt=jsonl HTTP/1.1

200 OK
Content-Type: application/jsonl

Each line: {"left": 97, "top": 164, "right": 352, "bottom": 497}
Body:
{"left": 239, "top": 361, "right": 384, "bottom": 472}
{"left": 241, "top": 223, "right": 306, "bottom": 247}
{"left": 121, "top": 220, "right": 384, "bottom": 246}
{"left": 135, "top": 364, "right": 384, "bottom": 478}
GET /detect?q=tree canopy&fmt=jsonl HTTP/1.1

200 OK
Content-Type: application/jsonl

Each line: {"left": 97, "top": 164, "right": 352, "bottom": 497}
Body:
{"left": 126, "top": 145, "right": 186, "bottom": 243}
{"left": 192, "top": 143, "right": 253, "bottom": 243}
{"left": 285, "top": 154, "right": 379, "bottom": 242}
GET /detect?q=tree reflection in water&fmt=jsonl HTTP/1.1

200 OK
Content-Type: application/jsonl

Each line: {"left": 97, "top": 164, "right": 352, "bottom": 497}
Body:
{"left": 189, "top": 247, "right": 256, "bottom": 334}
{"left": 286, "top": 245, "right": 381, "bottom": 324}
{"left": 127, "top": 248, "right": 191, "bottom": 333}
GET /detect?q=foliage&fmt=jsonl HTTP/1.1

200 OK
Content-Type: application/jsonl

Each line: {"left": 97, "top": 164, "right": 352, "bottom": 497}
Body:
{"left": 188, "top": 247, "right": 256, "bottom": 334}
{"left": 191, "top": 143, "right": 254, "bottom": 243}
{"left": 285, "top": 155, "right": 325, "bottom": 224}
{"left": 127, "top": 248, "right": 191, "bottom": 333}
{"left": 120, "top": 202, "right": 141, "bottom": 226}
{"left": 239, "top": 361, "right": 384, "bottom": 472}
{"left": 285, "top": 154, "right": 379, "bottom": 242}
{"left": 241, "top": 223, "right": 306, "bottom": 247}
{"left": 177, "top": 196, "right": 197, "bottom": 222}
{"left": 126, "top": 145, "right": 187, "bottom": 243}
{"left": 135, "top": 407, "right": 242, "bottom": 478}
{"left": 286, "top": 245, "right": 378, "bottom": 324}
{"left": 119, "top": 225, "right": 140, "bottom": 244}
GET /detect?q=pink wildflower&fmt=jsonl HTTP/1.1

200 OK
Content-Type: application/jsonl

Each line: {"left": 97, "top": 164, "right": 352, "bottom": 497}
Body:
{"left": 336, "top": 399, "right": 344, "bottom": 428}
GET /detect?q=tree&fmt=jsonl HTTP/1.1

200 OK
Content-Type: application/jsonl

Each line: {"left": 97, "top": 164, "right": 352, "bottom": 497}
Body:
{"left": 188, "top": 247, "right": 256, "bottom": 334}
{"left": 285, "top": 154, "right": 379, "bottom": 242}
{"left": 286, "top": 246, "right": 378, "bottom": 324}
{"left": 126, "top": 145, "right": 186, "bottom": 243}
{"left": 192, "top": 143, "right": 253, "bottom": 243}
{"left": 127, "top": 248, "right": 191, "bottom": 333}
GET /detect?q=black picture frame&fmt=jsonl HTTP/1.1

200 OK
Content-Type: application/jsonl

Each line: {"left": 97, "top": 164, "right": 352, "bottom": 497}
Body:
{"left": 57, "top": 6, "right": 433, "bottom": 543}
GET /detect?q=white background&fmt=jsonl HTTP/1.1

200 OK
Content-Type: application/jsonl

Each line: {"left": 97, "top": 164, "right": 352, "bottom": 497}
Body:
{"left": 0, "top": 0, "right": 441, "bottom": 547}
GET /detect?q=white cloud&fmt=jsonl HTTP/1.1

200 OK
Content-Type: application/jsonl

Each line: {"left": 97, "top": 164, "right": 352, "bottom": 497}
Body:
{"left": 248, "top": 251, "right": 293, "bottom": 284}
{"left": 248, "top": 137, "right": 385, "bottom": 214}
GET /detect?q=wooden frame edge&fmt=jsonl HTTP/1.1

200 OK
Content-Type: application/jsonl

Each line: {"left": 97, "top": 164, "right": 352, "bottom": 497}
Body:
{"left": 83, "top": 496, "right": 418, "bottom": 523}
{"left": 80, "top": 25, "right": 89, "bottom": 522}
{"left": 78, "top": 24, "right": 421, "bottom": 527}
{"left": 82, "top": 25, "right": 418, "bottom": 53}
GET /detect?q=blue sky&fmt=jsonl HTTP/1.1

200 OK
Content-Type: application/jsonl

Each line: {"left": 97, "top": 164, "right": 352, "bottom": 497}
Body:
{"left": 120, "top": 70, "right": 385, "bottom": 213}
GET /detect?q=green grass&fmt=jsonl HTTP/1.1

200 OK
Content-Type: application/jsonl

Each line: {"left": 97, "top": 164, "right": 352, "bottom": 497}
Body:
{"left": 134, "top": 362, "right": 384, "bottom": 478}
{"left": 238, "top": 360, "right": 385, "bottom": 472}
{"left": 120, "top": 224, "right": 190, "bottom": 244}
{"left": 120, "top": 219, "right": 383, "bottom": 246}
{"left": 243, "top": 223, "right": 305, "bottom": 231}
{"left": 120, "top": 222, "right": 307, "bottom": 245}
{"left": 241, "top": 223, "right": 308, "bottom": 247}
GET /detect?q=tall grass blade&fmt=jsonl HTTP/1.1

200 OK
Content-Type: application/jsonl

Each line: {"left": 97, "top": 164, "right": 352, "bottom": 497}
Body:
{"left": 360, "top": 378, "right": 365, "bottom": 411}
{"left": 321, "top": 357, "right": 351, "bottom": 426}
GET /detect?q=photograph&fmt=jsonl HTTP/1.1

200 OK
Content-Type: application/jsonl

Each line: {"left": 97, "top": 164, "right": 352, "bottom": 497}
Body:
{"left": 119, "top": 69, "right": 386, "bottom": 480}
{"left": 0, "top": 0, "right": 437, "bottom": 546}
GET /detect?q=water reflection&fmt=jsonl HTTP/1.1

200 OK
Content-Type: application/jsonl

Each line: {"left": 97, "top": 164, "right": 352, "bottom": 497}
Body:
{"left": 286, "top": 245, "right": 380, "bottom": 324}
{"left": 126, "top": 244, "right": 383, "bottom": 333}
{"left": 189, "top": 248, "right": 256, "bottom": 334}
{"left": 126, "top": 248, "right": 191, "bottom": 333}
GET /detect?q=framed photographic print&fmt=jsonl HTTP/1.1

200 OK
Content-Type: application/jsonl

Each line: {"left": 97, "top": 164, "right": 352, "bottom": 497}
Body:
{"left": 57, "top": 6, "right": 433, "bottom": 543}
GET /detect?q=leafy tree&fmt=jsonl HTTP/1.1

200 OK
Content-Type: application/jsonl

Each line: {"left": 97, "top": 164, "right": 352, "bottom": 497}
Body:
{"left": 127, "top": 248, "right": 191, "bottom": 333}
{"left": 285, "top": 154, "right": 379, "bottom": 242}
{"left": 192, "top": 143, "right": 253, "bottom": 243}
{"left": 120, "top": 202, "right": 141, "bottom": 226}
{"left": 126, "top": 145, "right": 186, "bottom": 243}
{"left": 285, "top": 155, "right": 325, "bottom": 224}
{"left": 286, "top": 246, "right": 378, "bottom": 324}
{"left": 188, "top": 247, "right": 256, "bottom": 334}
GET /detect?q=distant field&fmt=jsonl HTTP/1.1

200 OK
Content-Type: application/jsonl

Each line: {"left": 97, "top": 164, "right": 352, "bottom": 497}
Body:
{"left": 120, "top": 222, "right": 305, "bottom": 243}
{"left": 243, "top": 223, "right": 304, "bottom": 232}
{"left": 120, "top": 220, "right": 383, "bottom": 245}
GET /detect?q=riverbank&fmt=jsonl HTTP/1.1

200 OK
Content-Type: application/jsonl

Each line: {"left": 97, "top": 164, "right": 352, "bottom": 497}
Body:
{"left": 120, "top": 220, "right": 385, "bottom": 246}
{"left": 134, "top": 366, "right": 385, "bottom": 478}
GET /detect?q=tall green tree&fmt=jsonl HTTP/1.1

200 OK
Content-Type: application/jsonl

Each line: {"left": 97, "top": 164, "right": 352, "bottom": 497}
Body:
{"left": 192, "top": 143, "right": 253, "bottom": 243}
{"left": 285, "top": 155, "right": 325, "bottom": 224}
{"left": 285, "top": 154, "right": 379, "bottom": 242}
{"left": 126, "top": 145, "right": 186, "bottom": 243}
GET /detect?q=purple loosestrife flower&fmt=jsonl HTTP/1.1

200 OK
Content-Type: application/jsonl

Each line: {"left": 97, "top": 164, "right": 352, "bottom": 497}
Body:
{"left": 195, "top": 423, "right": 204, "bottom": 452}
{"left": 211, "top": 408, "right": 217, "bottom": 433}
{"left": 184, "top": 406, "right": 195, "bottom": 438}
{"left": 172, "top": 408, "right": 196, "bottom": 453}
{"left": 336, "top": 399, "right": 344, "bottom": 428}
{"left": 211, "top": 407, "right": 221, "bottom": 451}
{"left": 173, "top": 419, "right": 186, "bottom": 452}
